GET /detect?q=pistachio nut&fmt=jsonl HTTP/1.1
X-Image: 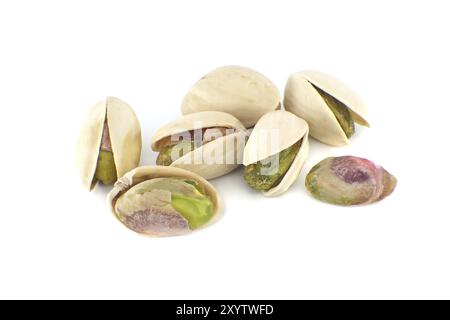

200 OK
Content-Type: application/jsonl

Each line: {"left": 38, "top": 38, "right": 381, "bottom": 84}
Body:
{"left": 151, "top": 111, "right": 248, "bottom": 180}
{"left": 284, "top": 70, "right": 369, "bottom": 146}
{"left": 305, "top": 156, "right": 397, "bottom": 205}
{"left": 243, "top": 110, "right": 309, "bottom": 197}
{"left": 77, "top": 97, "right": 142, "bottom": 190}
{"left": 181, "top": 66, "right": 280, "bottom": 128}
{"left": 107, "top": 166, "right": 221, "bottom": 236}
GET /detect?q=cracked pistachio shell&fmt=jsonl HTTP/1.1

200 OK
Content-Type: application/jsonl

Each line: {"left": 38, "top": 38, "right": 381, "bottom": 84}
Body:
{"left": 151, "top": 111, "right": 248, "bottom": 180}
{"left": 77, "top": 97, "right": 142, "bottom": 190}
{"left": 284, "top": 70, "right": 369, "bottom": 146}
{"left": 243, "top": 110, "right": 309, "bottom": 197}
{"left": 305, "top": 156, "right": 397, "bottom": 206}
{"left": 181, "top": 66, "right": 280, "bottom": 128}
{"left": 107, "top": 166, "right": 221, "bottom": 237}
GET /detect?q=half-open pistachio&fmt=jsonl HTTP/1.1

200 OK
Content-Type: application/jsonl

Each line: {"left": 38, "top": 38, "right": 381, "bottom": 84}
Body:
{"left": 284, "top": 70, "right": 369, "bottom": 146}
{"left": 305, "top": 156, "right": 397, "bottom": 205}
{"left": 181, "top": 66, "right": 280, "bottom": 128}
{"left": 151, "top": 111, "right": 248, "bottom": 180}
{"left": 77, "top": 97, "right": 142, "bottom": 190}
{"left": 107, "top": 166, "right": 221, "bottom": 236}
{"left": 243, "top": 110, "right": 309, "bottom": 196}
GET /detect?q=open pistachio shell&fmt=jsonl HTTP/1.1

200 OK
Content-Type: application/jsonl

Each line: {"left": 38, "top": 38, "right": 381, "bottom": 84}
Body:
{"left": 305, "top": 156, "right": 397, "bottom": 206}
{"left": 107, "top": 166, "right": 221, "bottom": 237}
{"left": 243, "top": 110, "right": 309, "bottom": 197}
{"left": 151, "top": 111, "right": 248, "bottom": 180}
{"left": 77, "top": 97, "right": 142, "bottom": 190}
{"left": 181, "top": 66, "right": 280, "bottom": 128}
{"left": 284, "top": 70, "right": 369, "bottom": 146}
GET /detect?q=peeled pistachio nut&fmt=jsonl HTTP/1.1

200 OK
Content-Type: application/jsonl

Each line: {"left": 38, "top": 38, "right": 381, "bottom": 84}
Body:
{"left": 284, "top": 70, "right": 369, "bottom": 146}
{"left": 107, "top": 166, "right": 221, "bottom": 236}
{"left": 181, "top": 66, "right": 280, "bottom": 128}
{"left": 151, "top": 111, "right": 248, "bottom": 180}
{"left": 77, "top": 97, "right": 142, "bottom": 190}
{"left": 243, "top": 110, "right": 309, "bottom": 197}
{"left": 305, "top": 156, "right": 397, "bottom": 206}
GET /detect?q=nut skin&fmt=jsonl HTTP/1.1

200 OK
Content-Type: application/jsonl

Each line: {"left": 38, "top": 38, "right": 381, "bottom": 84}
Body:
{"left": 244, "top": 140, "right": 301, "bottom": 191}
{"left": 305, "top": 156, "right": 397, "bottom": 206}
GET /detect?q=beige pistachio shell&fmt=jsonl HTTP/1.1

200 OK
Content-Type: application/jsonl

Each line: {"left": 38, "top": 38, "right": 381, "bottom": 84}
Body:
{"left": 243, "top": 110, "right": 309, "bottom": 197}
{"left": 172, "top": 131, "right": 247, "bottom": 180}
{"left": 181, "top": 66, "right": 280, "bottom": 128}
{"left": 77, "top": 100, "right": 106, "bottom": 190}
{"left": 284, "top": 70, "right": 369, "bottom": 146}
{"left": 77, "top": 97, "right": 142, "bottom": 190}
{"left": 107, "top": 166, "right": 221, "bottom": 237}
{"left": 151, "top": 111, "right": 248, "bottom": 180}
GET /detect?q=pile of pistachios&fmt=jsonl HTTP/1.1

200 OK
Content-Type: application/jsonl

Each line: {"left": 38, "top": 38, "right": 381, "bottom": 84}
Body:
{"left": 77, "top": 66, "right": 397, "bottom": 237}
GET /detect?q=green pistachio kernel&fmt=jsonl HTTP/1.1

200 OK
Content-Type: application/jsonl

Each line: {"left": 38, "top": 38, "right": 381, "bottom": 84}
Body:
{"left": 95, "top": 150, "right": 117, "bottom": 185}
{"left": 313, "top": 85, "right": 355, "bottom": 138}
{"left": 171, "top": 193, "right": 214, "bottom": 229}
{"left": 156, "top": 141, "right": 195, "bottom": 166}
{"left": 244, "top": 140, "right": 301, "bottom": 191}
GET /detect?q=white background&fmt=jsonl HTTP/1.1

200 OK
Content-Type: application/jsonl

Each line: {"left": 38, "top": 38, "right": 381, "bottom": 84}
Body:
{"left": 1, "top": 0, "right": 449, "bottom": 300}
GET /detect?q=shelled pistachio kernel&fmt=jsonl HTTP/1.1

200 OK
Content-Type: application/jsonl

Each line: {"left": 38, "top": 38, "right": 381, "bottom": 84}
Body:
{"left": 305, "top": 156, "right": 397, "bottom": 205}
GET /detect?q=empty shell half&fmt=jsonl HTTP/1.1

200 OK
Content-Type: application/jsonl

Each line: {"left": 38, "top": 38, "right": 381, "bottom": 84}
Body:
{"left": 243, "top": 110, "right": 309, "bottom": 197}
{"left": 181, "top": 66, "right": 280, "bottom": 128}
{"left": 151, "top": 111, "right": 248, "bottom": 180}
{"left": 305, "top": 156, "right": 397, "bottom": 205}
{"left": 77, "top": 97, "right": 142, "bottom": 190}
{"left": 284, "top": 70, "right": 369, "bottom": 146}
{"left": 107, "top": 166, "right": 221, "bottom": 236}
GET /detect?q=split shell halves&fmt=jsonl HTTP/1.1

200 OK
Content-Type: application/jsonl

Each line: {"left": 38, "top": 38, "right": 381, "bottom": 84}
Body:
{"left": 243, "top": 110, "right": 310, "bottom": 197}
{"left": 284, "top": 70, "right": 369, "bottom": 146}
{"left": 151, "top": 111, "right": 248, "bottom": 180}
{"left": 77, "top": 97, "right": 142, "bottom": 190}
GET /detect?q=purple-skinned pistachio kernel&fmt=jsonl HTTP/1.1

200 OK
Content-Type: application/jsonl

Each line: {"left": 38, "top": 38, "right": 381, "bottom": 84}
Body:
{"left": 125, "top": 208, "right": 189, "bottom": 235}
{"left": 305, "top": 156, "right": 397, "bottom": 206}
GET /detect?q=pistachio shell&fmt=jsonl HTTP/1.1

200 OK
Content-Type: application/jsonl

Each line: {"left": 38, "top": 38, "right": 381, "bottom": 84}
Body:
{"left": 171, "top": 131, "right": 246, "bottom": 180}
{"left": 284, "top": 70, "right": 369, "bottom": 146}
{"left": 243, "top": 110, "right": 309, "bottom": 196}
{"left": 107, "top": 166, "right": 221, "bottom": 236}
{"left": 77, "top": 97, "right": 142, "bottom": 190}
{"left": 181, "top": 66, "right": 280, "bottom": 128}
{"left": 305, "top": 156, "right": 397, "bottom": 206}
{"left": 151, "top": 111, "right": 246, "bottom": 150}
{"left": 151, "top": 111, "right": 248, "bottom": 180}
